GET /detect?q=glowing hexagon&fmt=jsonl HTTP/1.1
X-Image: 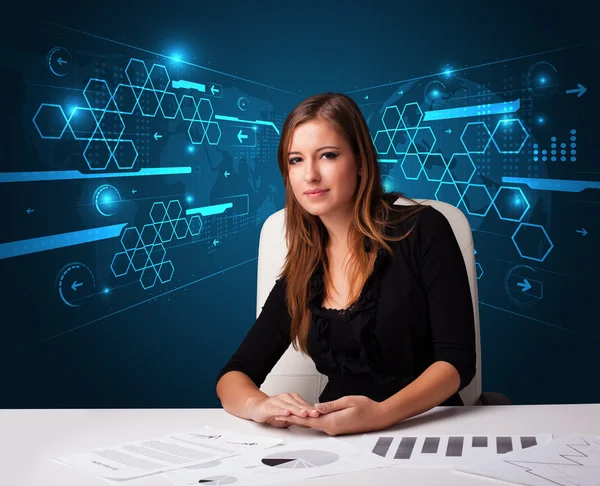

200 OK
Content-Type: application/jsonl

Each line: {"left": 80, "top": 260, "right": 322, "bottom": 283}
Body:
{"left": 391, "top": 129, "right": 412, "bottom": 155}
{"left": 179, "top": 95, "right": 198, "bottom": 121}
{"left": 492, "top": 187, "right": 530, "bottom": 222}
{"left": 401, "top": 102, "right": 424, "bottom": 128}
{"left": 158, "top": 223, "right": 175, "bottom": 243}
{"left": 512, "top": 223, "right": 554, "bottom": 262}
{"left": 188, "top": 120, "right": 207, "bottom": 145}
{"left": 160, "top": 92, "right": 179, "bottom": 119}
{"left": 460, "top": 121, "right": 492, "bottom": 154}
{"left": 131, "top": 247, "right": 150, "bottom": 271}
{"left": 112, "top": 84, "right": 138, "bottom": 115}
{"left": 98, "top": 111, "right": 125, "bottom": 139}
{"left": 140, "top": 264, "right": 159, "bottom": 290}
{"left": 166, "top": 200, "right": 183, "bottom": 222}
{"left": 148, "top": 63, "right": 170, "bottom": 92}
{"left": 188, "top": 215, "right": 203, "bottom": 236}
{"left": 112, "top": 140, "right": 138, "bottom": 170}
{"left": 83, "top": 78, "right": 112, "bottom": 114}
{"left": 461, "top": 184, "right": 493, "bottom": 217}
{"left": 435, "top": 182, "right": 463, "bottom": 207}
{"left": 422, "top": 153, "right": 447, "bottom": 182}
{"left": 173, "top": 218, "right": 189, "bottom": 239}
{"left": 382, "top": 105, "right": 402, "bottom": 131}
{"left": 197, "top": 98, "right": 214, "bottom": 122}
{"left": 447, "top": 153, "right": 476, "bottom": 184}
{"left": 412, "top": 126, "right": 436, "bottom": 154}
{"left": 125, "top": 58, "right": 149, "bottom": 88}
{"left": 373, "top": 130, "right": 392, "bottom": 155}
{"left": 401, "top": 154, "right": 423, "bottom": 180}
{"left": 476, "top": 262, "right": 484, "bottom": 279}
{"left": 137, "top": 88, "right": 160, "bottom": 117}
{"left": 67, "top": 107, "right": 100, "bottom": 140}
{"left": 147, "top": 243, "right": 166, "bottom": 266}
{"left": 83, "top": 138, "right": 112, "bottom": 170}
{"left": 150, "top": 202, "right": 167, "bottom": 225}
{"left": 205, "top": 122, "right": 222, "bottom": 145}
{"left": 158, "top": 260, "right": 174, "bottom": 284}
{"left": 121, "top": 226, "right": 141, "bottom": 251}
{"left": 111, "top": 251, "right": 131, "bottom": 277}
{"left": 32, "top": 103, "right": 68, "bottom": 139}
{"left": 491, "top": 118, "right": 529, "bottom": 154}
{"left": 140, "top": 223, "right": 159, "bottom": 247}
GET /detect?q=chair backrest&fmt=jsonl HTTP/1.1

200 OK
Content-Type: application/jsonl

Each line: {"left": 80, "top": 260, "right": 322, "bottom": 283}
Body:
{"left": 255, "top": 197, "right": 482, "bottom": 406}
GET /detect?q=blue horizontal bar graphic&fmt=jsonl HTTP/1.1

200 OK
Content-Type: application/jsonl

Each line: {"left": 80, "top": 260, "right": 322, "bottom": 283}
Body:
{"left": 186, "top": 202, "right": 233, "bottom": 216}
{"left": 502, "top": 177, "right": 600, "bottom": 193}
{"left": 0, "top": 167, "right": 192, "bottom": 183}
{"left": 0, "top": 223, "right": 127, "bottom": 260}
{"left": 423, "top": 99, "right": 520, "bottom": 121}
{"left": 214, "top": 115, "right": 280, "bottom": 135}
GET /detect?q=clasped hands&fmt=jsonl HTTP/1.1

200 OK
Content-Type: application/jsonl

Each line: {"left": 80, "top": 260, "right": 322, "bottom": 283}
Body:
{"left": 248, "top": 392, "right": 391, "bottom": 436}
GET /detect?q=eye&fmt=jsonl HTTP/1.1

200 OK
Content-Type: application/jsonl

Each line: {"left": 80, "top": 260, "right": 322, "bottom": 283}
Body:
{"left": 321, "top": 152, "right": 338, "bottom": 159}
{"left": 288, "top": 157, "right": 301, "bottom": 165}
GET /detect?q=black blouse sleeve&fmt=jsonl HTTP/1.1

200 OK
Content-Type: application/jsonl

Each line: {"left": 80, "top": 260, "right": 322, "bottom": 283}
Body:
{"left": 416, "top": 206, "right": 477, "bottom": 391}
{"left": 215, "top": 278, "right": 292, "bottom": 389}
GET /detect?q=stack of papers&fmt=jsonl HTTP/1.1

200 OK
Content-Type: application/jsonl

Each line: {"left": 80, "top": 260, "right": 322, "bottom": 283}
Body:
{"left": 52, "top": 426, "right": 395, "bottom": 484}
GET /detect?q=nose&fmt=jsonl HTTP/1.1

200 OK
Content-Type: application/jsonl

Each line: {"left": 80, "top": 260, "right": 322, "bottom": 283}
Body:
{"left": 303, "top": 158, "right": 320, "bottom": 183}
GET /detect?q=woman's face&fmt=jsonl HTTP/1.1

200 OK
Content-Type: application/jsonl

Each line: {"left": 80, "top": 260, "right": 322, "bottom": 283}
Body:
{"left": 287, "top": 118, "right": 361, "bottom": 219}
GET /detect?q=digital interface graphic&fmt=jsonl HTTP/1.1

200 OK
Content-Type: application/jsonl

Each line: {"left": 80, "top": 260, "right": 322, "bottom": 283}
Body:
{"left": 1, "top": 12, "right": 597, "bottom": 407}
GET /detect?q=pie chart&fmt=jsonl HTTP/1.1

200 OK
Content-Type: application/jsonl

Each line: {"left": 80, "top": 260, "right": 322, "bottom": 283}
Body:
{"left": 261, "top": 450, "right": 340, "bottom": 469}
{"left": 197, "top": 475, "right": 237, "bottom": 484}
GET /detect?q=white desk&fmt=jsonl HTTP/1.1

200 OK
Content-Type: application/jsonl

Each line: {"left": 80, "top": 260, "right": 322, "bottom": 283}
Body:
{"left": 2, "top": 404, "right": 599, "bottom": 486}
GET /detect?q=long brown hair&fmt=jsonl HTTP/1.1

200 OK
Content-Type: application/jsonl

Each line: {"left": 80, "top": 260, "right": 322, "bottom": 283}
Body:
{"left": 276, "top": 92, "right": 426, "bottom": 354}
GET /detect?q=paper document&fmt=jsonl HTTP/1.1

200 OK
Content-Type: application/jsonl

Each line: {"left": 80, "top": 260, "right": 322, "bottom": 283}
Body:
{"left": 456, "top": 434, "right": 600, "bottom": 486}
{"left": 359, "top": 433, "right": 554, "bottom": 468}
{"left": 164, "top": 437, "right": 395, "bottom": 486}
{"left": 52, "top": 426, "right": 282, "bottom": 480}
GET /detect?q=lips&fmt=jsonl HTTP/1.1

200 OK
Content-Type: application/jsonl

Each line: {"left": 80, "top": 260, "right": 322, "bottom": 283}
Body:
{"left": 304, "top": 189, "right": 328, "bottom": 195}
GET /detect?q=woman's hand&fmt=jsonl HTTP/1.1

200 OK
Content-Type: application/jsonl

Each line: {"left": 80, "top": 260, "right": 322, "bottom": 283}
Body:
{"left": 246, "top": 392, "right": 321, "bottom": 428}
{"left": 283, "top": 395, "right": 390, "bottom": 435}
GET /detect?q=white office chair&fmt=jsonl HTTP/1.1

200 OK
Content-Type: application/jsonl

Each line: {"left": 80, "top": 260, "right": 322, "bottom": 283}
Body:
{"left": 255, "top": 196, "right": 510, "bottom": 406}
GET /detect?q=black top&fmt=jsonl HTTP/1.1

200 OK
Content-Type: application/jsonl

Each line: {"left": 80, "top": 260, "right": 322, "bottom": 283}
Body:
{"left": 216, "top": 197, "right": 477, "bottom": 406}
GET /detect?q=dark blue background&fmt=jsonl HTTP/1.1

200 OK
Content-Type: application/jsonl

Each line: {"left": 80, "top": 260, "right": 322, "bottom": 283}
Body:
{"left": 1, "top": 1, "right": 598, "bottom": 408}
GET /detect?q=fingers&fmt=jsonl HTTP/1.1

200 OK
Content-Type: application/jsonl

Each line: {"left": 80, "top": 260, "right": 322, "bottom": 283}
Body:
{"left": 290, "top": 393, "right": 321, "bottom": 417}
{"left": 274, "top": 393, "right": 318, "bottom": 418}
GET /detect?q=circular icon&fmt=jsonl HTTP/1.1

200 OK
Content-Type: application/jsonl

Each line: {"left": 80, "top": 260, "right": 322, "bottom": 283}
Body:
{"left": 504, "top": 264, "right": 543, "bottom": 306}
{"left": 56, "top": 262, "right": 96, "bottom": 308}
{"left": 424, "top": 80, "right": 447, "bottom": 104}
{"left": 94, "top": 184, "right": 121, "bottom": 217}
{"left": 237, "top": 96, "right": 249, "bottom": 111}
{"left": 527, "top": 61, "right": 560, "bottom": 98}
{"left": 381, "top": 175, "right": 397, "bottom": 193}
{"left": 46, "top": 47, "right": 73, "bottom": 77}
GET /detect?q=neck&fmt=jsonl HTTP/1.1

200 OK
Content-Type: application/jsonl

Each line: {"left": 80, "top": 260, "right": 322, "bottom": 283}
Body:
{"left": 319, "top": 206, "right": 354, "bottom": 250}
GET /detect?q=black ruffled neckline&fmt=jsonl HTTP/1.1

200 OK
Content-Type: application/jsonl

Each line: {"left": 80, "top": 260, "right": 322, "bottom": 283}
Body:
{"left": 306, "top": 243, "right": 390, "bottom": 377}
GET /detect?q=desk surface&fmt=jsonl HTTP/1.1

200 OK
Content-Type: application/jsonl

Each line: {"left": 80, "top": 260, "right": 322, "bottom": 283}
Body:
{"left": 2, "top": 404, "right": 599, "bottom": 486}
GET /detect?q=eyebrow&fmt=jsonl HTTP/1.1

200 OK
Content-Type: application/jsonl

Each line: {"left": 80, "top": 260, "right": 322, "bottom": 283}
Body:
{"left": 288, "top": 146, "right": 340, "bottom": 156}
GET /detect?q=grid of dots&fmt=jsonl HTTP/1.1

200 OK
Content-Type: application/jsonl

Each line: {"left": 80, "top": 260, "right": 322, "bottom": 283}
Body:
{"left": 532, "top": 129, "right": 577, "bottom": 163}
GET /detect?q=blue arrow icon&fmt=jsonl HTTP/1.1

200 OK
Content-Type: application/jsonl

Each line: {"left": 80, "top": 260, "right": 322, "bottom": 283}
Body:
{"left": 566, "top": 84, "right": 587, "bottom": 97}
{"left": 71, "top": 281, "right": 83, "bottom": 291}
{"left": 237, "top": 129, "right": 248, "bottom": 144}
{"left": 517, "top": 279, "right": 532, "bottom": 293}
{"left": 153, "top": 132, "right": 162, "bottom": 141}
{"left": 398, "top": 90, "right": 404, "bottom": 96}
{"left": 224, "top": 170, "right": 230, "bottom": 178}
{"left": 364, "top": 95, "right": 369, "bottom": 100}
{"left": 211, "top": 85, "right": 219, "bottom": 95}
{"left": 213, "top": 239, "right": 219, "bottom": 246}
{"left": 132, "top": 189, "right": 137, "bottom": 194}
{"left": 57, "top": 57, "right": 67, "bottom": 66}
{"left": 26, "top": 208, "right": 34, "bottom": 214}
{"left": 576, "top": 228, "right": 588, "bottom": 236}
{"left": 445, "top": 129, "right": 452, "bottom": 134}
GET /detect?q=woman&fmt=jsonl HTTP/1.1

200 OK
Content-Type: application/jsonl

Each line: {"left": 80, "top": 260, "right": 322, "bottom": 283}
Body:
{"left": 216, "top": 92, "right": 476, "bottom": 436}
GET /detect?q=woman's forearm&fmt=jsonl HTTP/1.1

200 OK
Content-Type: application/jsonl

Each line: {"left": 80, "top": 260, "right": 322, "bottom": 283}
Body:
{"left": 380, "top": 361, "right": 461, "bottom": 426}
{"left": 216, "top": 371, "right": 268, "bottom": 420}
